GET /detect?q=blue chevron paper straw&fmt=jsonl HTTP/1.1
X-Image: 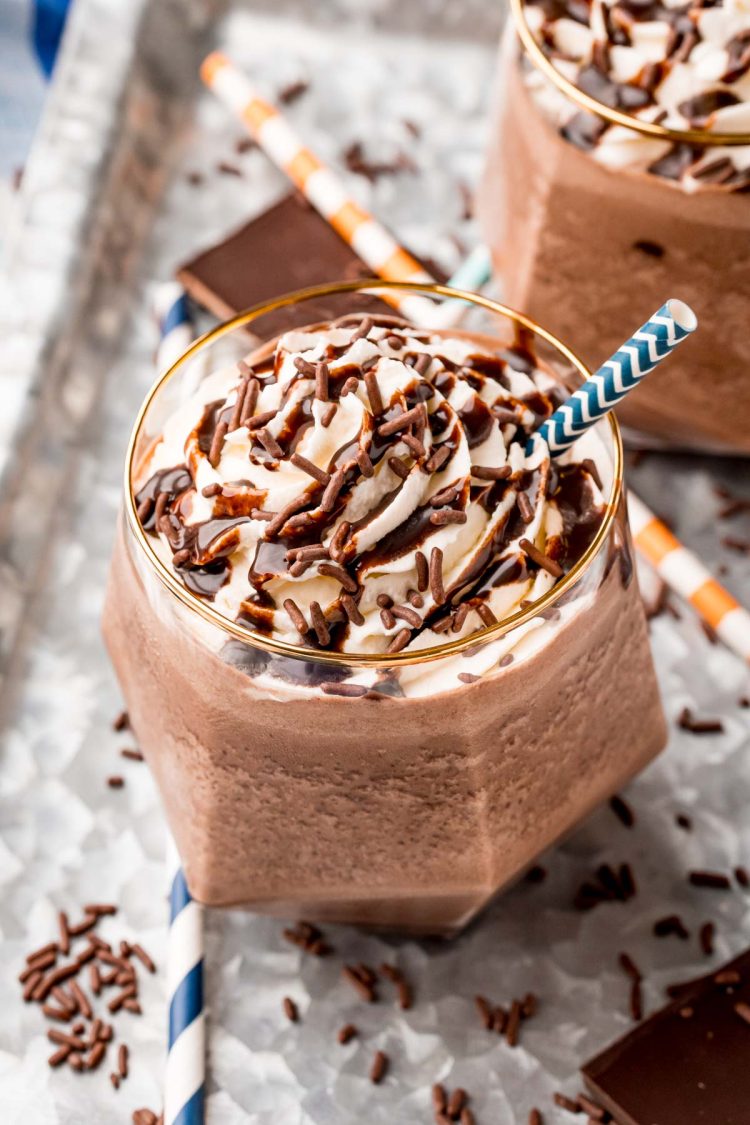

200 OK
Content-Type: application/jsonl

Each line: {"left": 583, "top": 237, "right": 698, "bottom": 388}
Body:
{"left": 165, "top": 838, "right": 205, "bottom": 1125}
{"left": 530, "top": 299, "right": 697, "bottom": 458}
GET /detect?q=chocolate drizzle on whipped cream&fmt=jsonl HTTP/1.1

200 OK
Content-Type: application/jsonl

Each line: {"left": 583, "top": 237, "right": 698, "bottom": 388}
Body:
{"left": 135, "top": 315, "right": 606, "bottom": 665}
{"left": 522, "top": 0, "right": 750, "bottom": 189}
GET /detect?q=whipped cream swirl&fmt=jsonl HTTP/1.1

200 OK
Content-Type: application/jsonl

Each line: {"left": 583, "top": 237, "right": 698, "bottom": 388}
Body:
{"left": 522, "top": 0, "right": 750, "bottom": 190}
{"left": 135, "top": 316, "right": 606, "bottom": 678}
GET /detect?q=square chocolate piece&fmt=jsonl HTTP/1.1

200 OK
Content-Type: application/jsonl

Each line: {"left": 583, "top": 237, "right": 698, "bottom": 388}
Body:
{"left": 583, "top": 948, "right": 750, "bottom": 1124}
{"left": 177, "top": 192, "right": 442, "bottom": 336}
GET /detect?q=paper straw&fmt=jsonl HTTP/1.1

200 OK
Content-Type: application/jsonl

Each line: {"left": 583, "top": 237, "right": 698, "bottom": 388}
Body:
{"left": 201, "top": 52, "right": 439, "bottom": 325}
{"left": 628, "top": 492, "right": 750, "bottom": 663}
{"left": 154, "top": 283, "right": 196, "bottom": 373}
{"left": 533, "top": 299, "right": 697, "bottom": 458}
{"left": 164, "top": 837, "right": 206, "bottom": 1125}
{"left": 430, "top": 245, "right": 493, "bottom": 329}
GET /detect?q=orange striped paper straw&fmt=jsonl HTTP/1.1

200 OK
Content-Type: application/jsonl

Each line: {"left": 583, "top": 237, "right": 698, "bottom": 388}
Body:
{"left": 628, "top": 491, "right": 750, "bottom": 663}
{"left": 201, "top": 52, "right": 438, "bottom": 324}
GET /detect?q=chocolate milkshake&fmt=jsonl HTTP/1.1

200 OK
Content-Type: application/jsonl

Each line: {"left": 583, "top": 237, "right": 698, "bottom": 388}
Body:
{"left": 104, "top": 284, "right": 666, "bottom": 935}
{"left": 479, "top": 0, "right": 750, "bottom": 454}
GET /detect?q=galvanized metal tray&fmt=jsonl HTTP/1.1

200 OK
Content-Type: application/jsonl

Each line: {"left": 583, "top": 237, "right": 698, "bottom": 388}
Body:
{"left": 0, "top": 0, "right": 748, "bottom": 1121}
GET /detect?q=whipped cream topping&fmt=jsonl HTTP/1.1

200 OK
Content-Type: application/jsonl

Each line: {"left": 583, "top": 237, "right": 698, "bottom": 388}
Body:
{"left": 135, "top": 316, "right": 608, "bottom": 694}
{"left": 521, "top": 0, "right": 750, "bottom": 190}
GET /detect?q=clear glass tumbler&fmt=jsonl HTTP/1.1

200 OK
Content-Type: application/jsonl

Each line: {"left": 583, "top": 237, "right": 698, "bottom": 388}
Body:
{"left": 479, "top": 0, "right": 750, "bottom": 455}
{"left": 103, "top": 280, "right": 666, "bottom": 936}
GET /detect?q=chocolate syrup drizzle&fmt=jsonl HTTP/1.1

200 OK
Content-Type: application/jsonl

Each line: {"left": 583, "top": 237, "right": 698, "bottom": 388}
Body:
{"left": 135, "top": 317, "right": 605, "bottom": 660}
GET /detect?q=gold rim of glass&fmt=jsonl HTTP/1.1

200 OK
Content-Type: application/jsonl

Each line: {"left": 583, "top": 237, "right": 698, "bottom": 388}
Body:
{"left": 511, "top": 0, "right": 750, "bottom": 147}
{"left": 124, "top": 279, "right": 623, "bottom": 669}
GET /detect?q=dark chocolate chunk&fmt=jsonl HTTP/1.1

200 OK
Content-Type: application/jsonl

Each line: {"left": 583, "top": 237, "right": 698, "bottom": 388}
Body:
{"left": 583, "top": 947, "right": 750, "bottom": 1124}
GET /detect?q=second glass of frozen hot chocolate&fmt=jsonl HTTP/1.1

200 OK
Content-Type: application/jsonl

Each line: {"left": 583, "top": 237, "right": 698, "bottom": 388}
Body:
{"left": 104, "top": 282, "right": 666, "bottom": 936}
{"left": 480, "top": 0, "right": 750, "bottom": 454}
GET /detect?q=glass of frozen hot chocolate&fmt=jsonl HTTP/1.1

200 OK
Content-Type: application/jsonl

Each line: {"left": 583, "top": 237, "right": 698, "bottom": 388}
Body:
{"left": 104, "top": 280, "right": 666, "bottom": 936}
{"left": 479, "top": 0, "right": 750, "bottom": 454}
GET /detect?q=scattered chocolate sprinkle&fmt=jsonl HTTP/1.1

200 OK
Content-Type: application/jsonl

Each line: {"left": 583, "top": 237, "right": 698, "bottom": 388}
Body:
{"left": 321, "top": 402, "right": 337, "bottom": 428}
{"left": 609, "top": 794, "right": 634, "bottom": 827}
{"left": 87, "top": 1041, "right": 107, "bottom": 1070}
{"left": 475, "top": 995, "right": 493, "bottom": 1030}
{"left": 433, "top": 1083, "right": 448, "bottom": 1113}
{"left": 217, "top": 160, "right": 242, "bottom": 178}
{"left": 715, "top": 969, "right": 741, "bottom": 986}
{"left": 529, "top": 1111, "right": 543, "bottom": 1125}
{"left": 415, "top": 550, "right": 429, "bottom": 592}
{"left": 430, "top": 547, "right": 446, "bottom": 606}
{"left": 736, "top": 866, "right": 750, "bottom": 888}
{"left": 387, "top": 628, "right": 411, "bottom": 653}
{"left": 517, "top": 492, "right": 534, "bottom": 523}
{"left": 279, "top": 78, "right": 309, "bottom": 104}
{"left": 294, "top": 356, "right": 317, "bottom": 378}
{"left": 369, "top": 1049, "right": 389, "bottom": 1084}
{"left": 290, "top": 452, "right": 330, "bottom": 485}
{"left": 245, "top": 409, "right": 277, "bottom": 432}
{"left": 519, "top": 538, "right": 563, "bottom": 578}
{"left": 131, "top": 944, "right": 156, "bottom": 974}
{"left": 320, "top": 468, "right": 346, "bottom": 512}
{"left": 633, "top": 239, "right": 664, "bottom": 258}
{"left": 678, "top": 708, "right": 724, "bottom": 734}
{"left": 460, "top": 1110, "right": 475, "bottom": 1125}
{"left": 320, "top": 682, "right": 368, "bottom": 698}
{"left": 402, "top": 433, "right": 426, "bottom": 458}
{"left": 42, "top": 1003, "right": 72, "bottom": 1023}
{"left": 458, "top": 672, "right": 480, "bottom": 684}
{"left": 283, "top": 996, "right": 299, "bottom": 1022}
{"left": 689, "top": 870, "right": 731, "bottom": 890}
{"left": 107, "top": 776, "right": 125, "bottom": 789}
{"left": 676, "top": 813, "right": 692, "bottom": 831}
{"left": 378, "top": 403, "right": 426, "bottom": 437}
{"left": 506, "top": 998, "right": 522, "bottom": 1046}
{"left": 58, "top": 912, "right": 71, "bottom": 957}
{"left": 340, "top": 593, "right": 365, "bottom": 626}
{"left": 118, "top": 1043, "right": 129, "bottom": 1079}
{"left": 318, "top": 561, "right": 357, "bottom": 593}
{"left": 452, "top": 602, "right": 471, "bottom": 633}
{"left": 337, "top": 1023, "right": 357, "bottom": 1045}
{"left": 388, "top": 456, "right": 411, "bottom": 480}
{"left": 619, "top": 952, "right": 642, "bottom": 982}
{"left": 391, "top": 604, "right": 422, "bottom": 628}
{"left": 734, "top": 1001, "right": 750, "bottom": 1025}
{"left": 654, "top": 914, "right": 690, "bottom": 940}
{"left": 256, "top": 427, "right": 284, "bottom": 460}
{"left": 120, "top": 747, "right": 144, "bottom": 762}
{"left": 722, "top": 535, "right": 750, "bottom": 555}
{"left": 425, "top": 445, "right": 451, "bottom": 474}
{"left": 430, "top": 509, "right": 467, "bottom": 526}
{"left": 69, "top": 979, "right": 93, "bottom": 1019}
{"left": 700, "top": 921, "right": 715, "bottom": 956}
{"left": 309, "top": 601, "right": 330, "bottom": 646}
{"left": 343, "top": 965, "right": 377, "bottom": 1003}
{"left": 471, "top": 464, "right": 511, "bottom": 480}
{"left": 113, "top": 711, "right": 129, "bottom": 732}
{"left": 577, "top": 1092, "right": 608, "bottom": 1120}
{"left": 340, "top": 376, "right": 360, "bottom": 397}
{"left": 525, "top": 865, "right": 547, "bottom": 884}
{"left": 553, "top": 1092, "right": 581, "bottom": 1112}
{"left": 447, "top": 1088, "right": 468, "bottom": 1117}
{"left": 208, "top": 420, "right": 228, "bottom": 467}
{"left": 48, "top": 1045, "right": 72, "bottom": 1068}
{"left": 364, "top": 369, "right": 383, "bottom": 416}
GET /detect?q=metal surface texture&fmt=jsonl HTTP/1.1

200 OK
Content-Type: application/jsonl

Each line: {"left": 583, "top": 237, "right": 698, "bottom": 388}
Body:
{"left": 0, "top": 1, "right": 748, "bottom": 1121}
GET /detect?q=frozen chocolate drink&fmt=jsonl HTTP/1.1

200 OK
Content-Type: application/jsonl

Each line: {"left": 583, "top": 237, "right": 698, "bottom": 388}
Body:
{"left": 480, "top": 0, "right": 750, "bottom": 454}
{"left": 104, "top": 282, "right": 666, "bottom": 935}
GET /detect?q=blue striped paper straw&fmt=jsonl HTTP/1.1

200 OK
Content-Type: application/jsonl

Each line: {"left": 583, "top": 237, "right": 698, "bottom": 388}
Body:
{"left": 165, "top": 839, "right": 205, "bottom": 1125}
{"left": 156, "top": 285, "right": 206, "bottom": 1125}
{"left": 154, "top": 282, "right": 196, "bottom": 374}
{"left": 429, "top": 245, "right": 493, "bottom": 329}
{"left": 531, "top": 299, "right": 697, "bottom": 459}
